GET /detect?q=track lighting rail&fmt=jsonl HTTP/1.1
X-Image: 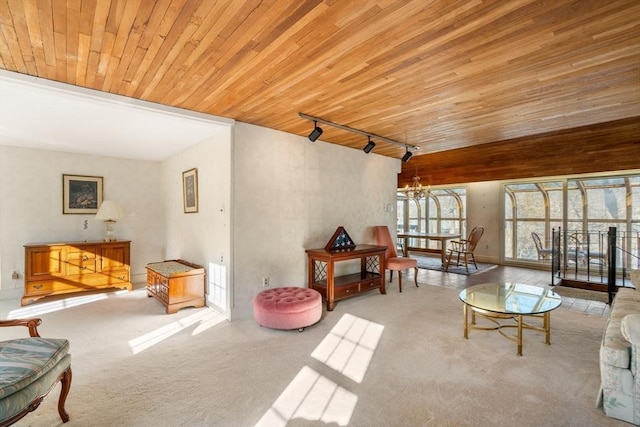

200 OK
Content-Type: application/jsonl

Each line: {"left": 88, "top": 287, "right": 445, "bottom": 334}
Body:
{"left": 298, "top": 113, "right": 419, "bottom": 152}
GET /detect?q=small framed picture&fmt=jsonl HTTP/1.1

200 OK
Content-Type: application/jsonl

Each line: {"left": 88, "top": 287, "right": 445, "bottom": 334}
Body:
{"left": 63, "top": 174, "right": 104, "bottom": 214}
{"left": 182, "top": 168, "right": 198, "bottom": 213}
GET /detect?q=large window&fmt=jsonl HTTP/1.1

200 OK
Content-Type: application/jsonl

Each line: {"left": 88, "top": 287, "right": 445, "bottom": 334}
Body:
{"left": 504, "top": 174, "right": 640, "bottom": 265}
{"left": 397, "top": 187, "right": 466, "bottom": 250}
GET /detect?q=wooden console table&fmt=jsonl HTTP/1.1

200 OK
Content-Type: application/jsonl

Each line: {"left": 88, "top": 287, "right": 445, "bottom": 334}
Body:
{"left": 146, "top": 259, "right": 205, "bottom": 314}
{"left": 305, "top": 244, "right": 386, "bottom": 311}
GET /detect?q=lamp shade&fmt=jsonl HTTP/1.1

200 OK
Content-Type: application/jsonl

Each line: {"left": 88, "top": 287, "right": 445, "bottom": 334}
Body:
{"left": 95, "top": 200, "right": 124, "bottom": 221}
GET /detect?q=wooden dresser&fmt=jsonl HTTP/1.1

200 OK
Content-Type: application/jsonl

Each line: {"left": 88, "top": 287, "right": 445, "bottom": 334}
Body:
{"left": 23, "top": 240, "right": 131, "bottom": 305}
{"left": 145, "top": 259, "right": 205, "bottom": 314}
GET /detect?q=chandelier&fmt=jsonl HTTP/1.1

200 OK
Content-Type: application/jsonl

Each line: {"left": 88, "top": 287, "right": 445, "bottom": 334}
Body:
{"left": 406, "top": 175, "right": 426, "bottom": 199}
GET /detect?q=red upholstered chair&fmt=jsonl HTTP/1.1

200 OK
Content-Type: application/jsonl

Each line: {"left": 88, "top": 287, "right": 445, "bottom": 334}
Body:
{"left": 374, "top": 226, "right": 418, "bottom": 292}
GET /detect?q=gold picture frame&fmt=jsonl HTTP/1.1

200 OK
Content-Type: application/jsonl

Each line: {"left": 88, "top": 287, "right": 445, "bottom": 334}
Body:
{"left": 63, "top": 174, "right": 103, "bottom": 214}
{"left": 182, "top": 168, "right": 199, "bottom": 213}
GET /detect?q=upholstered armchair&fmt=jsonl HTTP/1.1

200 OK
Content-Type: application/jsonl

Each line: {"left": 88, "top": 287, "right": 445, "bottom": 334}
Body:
{"left": 0, "top": 318, "right": 72, "bottom": 426}
{"left": 374, "top": 225, "right": 418, "bottom": 293}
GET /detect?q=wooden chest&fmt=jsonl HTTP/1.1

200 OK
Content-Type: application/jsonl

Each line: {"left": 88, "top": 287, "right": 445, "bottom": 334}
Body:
{"left": 146, "top": 259, "right": 205, "bottom": 314}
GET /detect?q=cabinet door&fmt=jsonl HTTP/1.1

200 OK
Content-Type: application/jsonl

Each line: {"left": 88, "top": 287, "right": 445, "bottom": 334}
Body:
{"left": 99, "top": 243, "right": 130, "bottom": 271}
{"left": 25, "top": 246, "right": 66, "bottom": 280}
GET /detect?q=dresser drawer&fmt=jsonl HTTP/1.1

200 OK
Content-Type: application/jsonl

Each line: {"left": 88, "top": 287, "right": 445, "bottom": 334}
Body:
{"left": 67, "top": 249, "right": 96, "bottom": 261}
{"left": 148, "top": 283, "right": 169, "bottom": 303}
{"left": 26, "top": 280, "right": 80, "bottom": 295}
{"left": 334, "top": 283, "right": 360, "bottom": 299}
{"left": 67, "top": 260, "right": 96, "bottom": 275}
{"left": 359, "top": 280, "right": 381, "bottom": 292}
{"left": 26, "top": 282, "right": 53, "bottom": 295}
{"left": 147, "top": 271, "right": 156, "bottom": 285}
{"left": 102, "top": 269, "right": 129, "bottom": 282}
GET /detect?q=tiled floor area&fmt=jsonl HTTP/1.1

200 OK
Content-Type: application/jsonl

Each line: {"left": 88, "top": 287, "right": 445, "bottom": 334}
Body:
{"left": 559, "top": 296, "right": 611, "bottom": 317}
{"left": 414, "top": 260, "right": 613, "bottom": 317}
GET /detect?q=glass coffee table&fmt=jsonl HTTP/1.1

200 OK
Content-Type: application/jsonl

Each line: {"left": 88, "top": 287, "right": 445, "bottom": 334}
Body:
{"left": 459, "top": 282, "right": 562, "bottom": 356}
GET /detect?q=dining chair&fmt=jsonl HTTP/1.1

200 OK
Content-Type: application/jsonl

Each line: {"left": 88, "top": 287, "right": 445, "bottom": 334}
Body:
{"left": 531, "top": 232, "right": 553, "bottom": 262}
{"left": 444, "top": 226, "right": 485, "bottom": 274}
{"left": 374, "top": 225, "right": 418, "bottom": 292}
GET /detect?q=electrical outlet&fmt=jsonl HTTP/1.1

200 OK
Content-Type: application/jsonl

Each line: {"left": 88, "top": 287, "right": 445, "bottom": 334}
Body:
{"left": 262, "top": 277, "right": 269, "bottom": 287}
{"left": 12, "top": 271, "right": 20, "bottom": 280}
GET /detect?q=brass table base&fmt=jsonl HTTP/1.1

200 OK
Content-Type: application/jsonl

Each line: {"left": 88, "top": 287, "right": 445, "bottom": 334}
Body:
{"left": 462, "top": 304, "right": 551, "bottom": 356}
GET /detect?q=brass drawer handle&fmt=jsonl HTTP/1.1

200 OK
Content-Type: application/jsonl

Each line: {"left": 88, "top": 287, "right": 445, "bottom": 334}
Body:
{"left": 34, "top": 284, "right": 42, "bottom": 289}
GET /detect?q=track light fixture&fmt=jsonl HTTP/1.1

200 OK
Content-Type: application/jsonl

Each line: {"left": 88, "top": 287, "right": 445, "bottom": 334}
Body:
{"left": 363, "top": 136, "right": 376, "bottom": 154}
{"left": 402, "top": 147, "right": 413, "bottom": 163}
{"left": 308, "top": 121, "right": 323, "bottom": 142}
{"left": 298, "top": 113, "right": 419, "bottom": 160}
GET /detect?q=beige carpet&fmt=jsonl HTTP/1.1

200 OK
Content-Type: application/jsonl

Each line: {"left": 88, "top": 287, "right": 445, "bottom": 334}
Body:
{"left": 3, "top": 282, "right": 625, "bottom": 427}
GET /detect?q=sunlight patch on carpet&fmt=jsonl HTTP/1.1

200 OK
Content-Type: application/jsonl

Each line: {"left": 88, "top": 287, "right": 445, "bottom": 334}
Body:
{"left": 7, "top": 290, "right": 128, "bottom": 318}
{"left": 311, "top": 313, "right": 384, "bottom": 383}
{"left": 128, "top": 307, "right": 224, "bottom": 354}
{"left": 255, "top": 366, "right": 357, "bottom": 427}
{"left": 256, "top": 314, "right": 383, "bottom": 427}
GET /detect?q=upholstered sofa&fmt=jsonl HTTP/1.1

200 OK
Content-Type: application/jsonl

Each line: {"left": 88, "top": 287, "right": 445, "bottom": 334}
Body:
{"left": 0, "top": 318, "right": 72, "bottom": 426}
{"left": 597, "top": 287, "right": 640, "bottom": 424}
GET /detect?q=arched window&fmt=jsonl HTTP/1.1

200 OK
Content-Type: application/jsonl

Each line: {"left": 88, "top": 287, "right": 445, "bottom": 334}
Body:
{"left": 397, "top": 187, "right": 466, "bottom": 251}
{"left": 503, "top": 174, "right": 640, "bottom": 266}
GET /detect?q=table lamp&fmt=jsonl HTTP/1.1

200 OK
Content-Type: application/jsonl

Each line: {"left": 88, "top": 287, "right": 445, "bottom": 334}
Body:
{"left": 95, "top": 200, "right": 124, "bottom": 242}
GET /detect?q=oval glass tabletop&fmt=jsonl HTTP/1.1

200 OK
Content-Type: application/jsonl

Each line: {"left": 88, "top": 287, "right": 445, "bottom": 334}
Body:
{"left": 459, "top": 282, "right": 562, "bottom": 315}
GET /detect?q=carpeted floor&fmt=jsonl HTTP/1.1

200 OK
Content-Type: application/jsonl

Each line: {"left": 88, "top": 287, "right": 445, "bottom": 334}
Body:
{"left": 3, "top": 280, "right": 624, "bottom": 427}
{"left": 414, "top": 254, "right": 498, "bottom": 275}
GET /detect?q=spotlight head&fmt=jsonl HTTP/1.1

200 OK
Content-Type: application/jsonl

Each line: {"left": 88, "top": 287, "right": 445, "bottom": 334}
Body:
{"left": 363, "top": 137, "right": 376, "bottom": 154}
{"left": 402, "top": 148, "right": 413, "bottom": 163}
{"left": 308, "top": 121, "right": 323, "bottom": 142}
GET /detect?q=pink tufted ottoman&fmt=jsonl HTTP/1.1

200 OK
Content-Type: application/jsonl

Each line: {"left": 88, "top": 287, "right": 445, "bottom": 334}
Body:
{"left": 253, "top": 287, "right": 322, "bottom": 331}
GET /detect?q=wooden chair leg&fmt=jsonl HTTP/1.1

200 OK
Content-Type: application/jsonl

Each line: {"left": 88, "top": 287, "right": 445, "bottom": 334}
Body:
{"left": 58, "top": 367, "right": 72, "bottom": 423}
{"left": 444, "top": 250, "right": 453, "bottom": 271}
{"left": 389, "top": 270, "right": 394, "bottom": 283}
{"left": 398, "top": 271, "right": 403, "bottom": 293}
{"left": 413, "top": 267, "right": 418, "bottom": 287}
{"left": 464, "top": 253, "right": 470, "bottom": 274}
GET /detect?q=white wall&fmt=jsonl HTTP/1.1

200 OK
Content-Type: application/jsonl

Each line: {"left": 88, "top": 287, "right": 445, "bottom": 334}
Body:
{"left": 467, "top": 181, "right": 502, "bottom": 263}
{"left": 161, "top": 131, "right": 233, "bottom": 315}
{"left": 0, "top": 145, "right": 164, "bottom": 299}
{"left": 232, "top": 123, "right": 400, "bottom": 319}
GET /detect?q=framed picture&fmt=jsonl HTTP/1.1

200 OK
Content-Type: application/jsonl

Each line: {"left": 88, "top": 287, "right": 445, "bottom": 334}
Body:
{"left": 182, "top": 168, "right": 199, "bottom": 213}
{"left": 63, "top": 174, "right": 103, "bottom": 214}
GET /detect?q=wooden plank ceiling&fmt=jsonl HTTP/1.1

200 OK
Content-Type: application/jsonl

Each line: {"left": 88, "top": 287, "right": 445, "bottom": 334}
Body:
{"left": 1, "top": 0, "right": 639, "bottom": 180}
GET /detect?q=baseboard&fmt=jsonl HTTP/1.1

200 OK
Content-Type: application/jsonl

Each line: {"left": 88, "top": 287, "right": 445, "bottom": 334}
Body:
{"left": 475, "top": 255, "right": 500, "bottom": 265}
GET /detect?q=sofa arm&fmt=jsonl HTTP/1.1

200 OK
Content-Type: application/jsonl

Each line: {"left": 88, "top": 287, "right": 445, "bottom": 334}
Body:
{"left": 0, "top": 318, "right": 42, "bottom": 337}
{"left": 622, "top": 314, "right": 640, "bottom": 346}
